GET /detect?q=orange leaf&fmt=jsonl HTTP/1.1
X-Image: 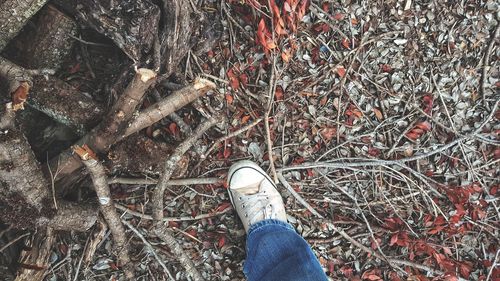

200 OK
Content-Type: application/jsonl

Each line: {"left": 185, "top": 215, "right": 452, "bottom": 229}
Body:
{"left": 73, "top": 144, "right": 98, "bottom": 161}
{"left": 341, "top": 38, "right": 350, "bottom": 49}
{"left": 11, "top": 82, "right": 30, "bottom": 111}
{"left": 241, "top": 115, "right": 251, "bottom": 124}
{"left": 320, "top": 127, "right": 337, "bottom": 142}
{"left": 225, "top": 94, "right": 234, "bottom": 104}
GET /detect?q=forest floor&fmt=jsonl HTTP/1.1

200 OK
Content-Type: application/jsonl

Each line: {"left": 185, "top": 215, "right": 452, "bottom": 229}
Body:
{"left": 3, "top": 0, "right": 499, "bottom": 280}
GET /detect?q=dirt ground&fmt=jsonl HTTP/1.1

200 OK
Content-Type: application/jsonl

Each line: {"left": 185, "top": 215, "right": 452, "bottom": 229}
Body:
{"left": 1, "top": 0, "right": 499, "bottom": 280}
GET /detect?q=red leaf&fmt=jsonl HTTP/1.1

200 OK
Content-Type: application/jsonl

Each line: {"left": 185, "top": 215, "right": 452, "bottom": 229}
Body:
{"left": 337, "top": 66, "right": 346, "bottom": 77}
{"left": 333, "top": 13, "right": 345, "bottom": 20}
{"left": 380, "top": 64, "right": 392, "bottom": 73}
{"left": 225, "top": 94, "right": 234, "bottom": 104}
{"left": 218, "top": 235, "right": 226, "bottom": 248}
{"left": 223, "top": 147, "right": 231, "bottom": 158}
{"left": 169, "top": 122, "right": 179, "bottom": 137}
{"left": 422, "top": 94, "right": 434, "bottom": 115}
{"left": 227, "top": 68, "right": 240, "bottom": 90}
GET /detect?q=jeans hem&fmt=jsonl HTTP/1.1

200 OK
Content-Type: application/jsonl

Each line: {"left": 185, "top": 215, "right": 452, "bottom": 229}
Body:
{"left": 247, "top": 219, "right": 294, "bottom": 236}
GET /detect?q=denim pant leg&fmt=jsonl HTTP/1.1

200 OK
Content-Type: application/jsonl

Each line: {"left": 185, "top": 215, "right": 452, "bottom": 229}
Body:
{"left": 243, "top": 219, "right": 328, "bottom": 281}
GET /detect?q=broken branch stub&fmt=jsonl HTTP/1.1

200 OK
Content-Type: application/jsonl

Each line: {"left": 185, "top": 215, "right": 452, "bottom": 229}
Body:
{"left": 51, "top": 68, "right": 156, "bottom": 182}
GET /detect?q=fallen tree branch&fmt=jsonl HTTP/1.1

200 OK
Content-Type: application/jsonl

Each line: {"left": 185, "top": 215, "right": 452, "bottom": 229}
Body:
{"left": 0, "top": 57, "right": 53, "bottom": 110}
{"left": 76, "top": 145, "right": 135, "bottom": 280}
{"left": 150, "top": 116, "right": 220, "bottom": 281}
{"left": 122, "top": 78, "right": 216, "bottom": 139}
{"left": 264, "top": 56, "right": 278, "bottom": 183}
{"left": 122, "top": 220, "right": 174, "bottom": 280}
{"left": 115, "top": 203, "right": 232, "bottom": 222}
{"left": 152, "top": 115, "right": 220, "bottom": 221}
{"left": 52, "top": 67, "right": 156, "bottom": 183}
{"left": 277, "top": 173, "right": 324, "bottom": 219}
{"left": 153, "top": 226, "right": 204, "bottom": 281}
{"left": 108, "top": 177, "right": 223, "bottom": 185}
{"left": 282, "top": 100, "right": 500, "bottom": 173}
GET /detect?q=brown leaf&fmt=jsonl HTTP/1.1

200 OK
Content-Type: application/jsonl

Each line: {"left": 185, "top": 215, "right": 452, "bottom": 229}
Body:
{"left": 373, "top": 108, "right": 383, "bottom": 120}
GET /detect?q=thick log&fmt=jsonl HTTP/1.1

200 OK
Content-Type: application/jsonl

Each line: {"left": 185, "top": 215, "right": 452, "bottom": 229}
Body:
{"left": 29, "top": 77, "right": 105, "bottom": 135}
{"left": 159, "top": 0, "right": 192, "bottom": 77}
{"left": 6, "top": 5, "right": 77, "bottom": 70}
{"left": 0, "top": 0, "right": 48, "bottom": 51}
{"left": 54, "top": 0, "right": 160, "bottom": 61}
{"left": 0, "top": 128, "right": 98, "bottom": 231}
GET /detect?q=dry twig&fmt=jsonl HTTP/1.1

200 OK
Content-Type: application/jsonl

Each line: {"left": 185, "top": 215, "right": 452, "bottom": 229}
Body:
{"left": 152, "top": 115, "right": 220, "bottom": 221}
{"left": 76, "top": 147, "right": 135, "bottom": 280}
{"left": 277, "top": 173, "right": 324, "bottom": 218}
{"left": 122, "top": 220, "right": 174, "bottom": 280}
{"left": 123, "top": 77, "right": 216, "bottom": 139}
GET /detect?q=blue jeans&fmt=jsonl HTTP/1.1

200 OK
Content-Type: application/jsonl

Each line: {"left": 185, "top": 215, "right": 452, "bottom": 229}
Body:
{"left": 244, "top": 219, "right": 329, "bottom": 281}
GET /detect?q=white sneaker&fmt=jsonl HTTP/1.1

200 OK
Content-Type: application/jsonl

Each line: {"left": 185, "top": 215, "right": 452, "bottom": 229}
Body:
{"left": 227, "top": 160, "right": 287, "bottom": 233}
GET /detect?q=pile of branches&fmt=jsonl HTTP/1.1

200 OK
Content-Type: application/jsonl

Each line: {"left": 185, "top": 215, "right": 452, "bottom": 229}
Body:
{"left": 0, "top": 0, "right": 222, "bottom": 280}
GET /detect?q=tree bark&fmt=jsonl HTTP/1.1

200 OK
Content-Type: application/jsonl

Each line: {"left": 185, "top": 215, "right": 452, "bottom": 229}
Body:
{"left": 29, "top": 77, "right": 105, "bottom": 135}
{"left": 0, "top": 0, "right": 48, "bottom": 51}
{"left": 0, "top": 128, "right": 98, "bottom": 231}
{"left": 6, "top": 5, "right": 77, "bottom": 70}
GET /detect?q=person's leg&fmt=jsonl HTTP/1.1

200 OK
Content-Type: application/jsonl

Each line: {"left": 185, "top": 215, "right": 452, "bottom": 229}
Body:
{"left": 243, "top": 219, "right": 328, "bottom": 281}
{"left": 227, "top": 161, "right": 328, "bottom": 281}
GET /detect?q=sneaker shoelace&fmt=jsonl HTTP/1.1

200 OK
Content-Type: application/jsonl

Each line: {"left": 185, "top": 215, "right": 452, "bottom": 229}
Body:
{"left": 237, "top": 192, "right": 278, "bottom": 227}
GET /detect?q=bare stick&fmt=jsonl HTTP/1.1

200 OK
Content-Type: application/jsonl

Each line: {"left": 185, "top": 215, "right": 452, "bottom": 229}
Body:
{"left": 123, "top": 78, "right": 215, "bottom": 139}
{"left": 108, "top": 177, "right": 223, "bottom": 186}
{"left": 153, "top": 226, "right": 203, "bottom": 281}
{"left": 481, "top": 22, "right": 500, "bottom": 103}
{"left": 152, "top": 116, "right": 220, "bottom": 221}
{"left": 0, "top": 232, "right": 30, "bottom": 253}
{"left": 122, "top": 220, "right": 174, "bottom": 280}
{"left": 203, "top": 118, "right": 262, "bottom": 158}
{"left": 115, "top": 203, "right": 232, "bottom": 221}
{"left": 77, "top": 149, "right": 135, "bottom": 280}
{"left": 486, "top": 249, "right": 500, "bottom": 281}
{"left": 277, "top": 173, "right": 324, "bottom": 218}
{"left": 265, "top": 56, "right": 278, "bottom": 183}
